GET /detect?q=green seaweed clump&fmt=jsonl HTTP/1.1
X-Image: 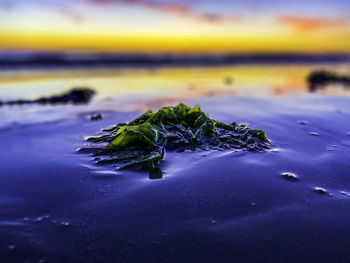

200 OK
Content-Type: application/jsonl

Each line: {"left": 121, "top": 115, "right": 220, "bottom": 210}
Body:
{"left": 80, "top": 103, "right": 270, "bottom": 179}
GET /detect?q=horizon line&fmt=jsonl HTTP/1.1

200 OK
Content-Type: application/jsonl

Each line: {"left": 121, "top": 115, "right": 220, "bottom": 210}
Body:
{"left": 1, "top": 52, "right": 349, "bottom": 69}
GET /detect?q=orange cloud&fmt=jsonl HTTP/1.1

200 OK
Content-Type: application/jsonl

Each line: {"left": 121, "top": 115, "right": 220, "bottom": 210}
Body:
{"left": 88, "top": 0, "right": 190, "bottom": 14}
{"left": 0, "top": 0, "right": 239, "bottom": 25}
{"left": 139, "top": 1, "right": 191, "bottom": 15}
{"left": 278, "top": 15, "right": 345, "bottom": 32}
{"left": 87, "top": 0, "right": 191, "bottom": 16}
{"left": 87, "top": 0, "right": 239, "bottom": 24}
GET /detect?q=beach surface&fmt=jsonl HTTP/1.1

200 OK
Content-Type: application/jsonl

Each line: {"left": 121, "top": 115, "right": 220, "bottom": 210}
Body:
{"left": 1, "top": 64, "right": 350, "bottom": 262}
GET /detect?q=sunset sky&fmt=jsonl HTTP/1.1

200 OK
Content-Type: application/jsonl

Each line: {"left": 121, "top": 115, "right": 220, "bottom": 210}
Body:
{"left": 0, "top": 0, "right": 350, "bottom": 54}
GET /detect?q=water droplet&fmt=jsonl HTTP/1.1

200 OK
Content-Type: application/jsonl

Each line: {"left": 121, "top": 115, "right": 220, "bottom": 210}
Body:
{"left": 310, "top": 132, "right": 319, "bottom": 136}
{"left": 211, "top": 220, "right": 216, "bottom": 224}
{"left": 281, "top": 172, "right": 298, "bottom": 181}
{"left": 161, "top": 233, "right": 168, "bottom": 237}
{"left": 250, "top": 202, "right": 256, "bottom": 207}
{"left": 314, "top": 187, "right": 328, "bottom": 195}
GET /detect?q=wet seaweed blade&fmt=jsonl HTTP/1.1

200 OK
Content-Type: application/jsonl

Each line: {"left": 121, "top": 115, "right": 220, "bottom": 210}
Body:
{"left": 80, "top": 103, "right": 270, "bottom": 179}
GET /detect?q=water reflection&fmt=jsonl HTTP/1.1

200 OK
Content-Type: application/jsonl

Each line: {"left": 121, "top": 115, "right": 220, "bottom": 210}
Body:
{"left": 0, "top": 64, "right": 349, "bottom": 112}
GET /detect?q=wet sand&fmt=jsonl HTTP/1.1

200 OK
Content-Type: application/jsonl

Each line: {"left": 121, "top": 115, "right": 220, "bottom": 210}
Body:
{"left": 1, "top": 65, "right": 350, "bottom": 262}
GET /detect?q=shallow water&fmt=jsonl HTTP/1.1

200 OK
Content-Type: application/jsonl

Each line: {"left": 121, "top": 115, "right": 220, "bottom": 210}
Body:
{"left": 1, "top": 64, "right": 350, "bottom": 262}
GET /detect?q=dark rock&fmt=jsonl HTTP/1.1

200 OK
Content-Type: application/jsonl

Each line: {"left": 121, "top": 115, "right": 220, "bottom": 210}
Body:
{"left": 307, "top": 71, "right": 350, "bottom": 92}
{"left": 90, "top": 114, "right": 103, "bottom": 121}
{"left": 281, "top": 172, "right": 298, "bottom": 181}
{"left": 297, "top": 120, "right": 308, "bottom": 125}
{"left": 314, "top": 187, "right": 328, "bottom": 195}
{"left": 4, "top": 88, "right": 95, "bottom": 106}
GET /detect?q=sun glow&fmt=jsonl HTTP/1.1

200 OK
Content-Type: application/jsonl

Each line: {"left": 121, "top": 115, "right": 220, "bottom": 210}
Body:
{"left": 0, "top": 0, "right": 349, "bottom": 53}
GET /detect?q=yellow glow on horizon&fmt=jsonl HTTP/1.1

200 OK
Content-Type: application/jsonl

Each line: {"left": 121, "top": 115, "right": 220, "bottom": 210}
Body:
{"left": 0, "top": 1, "right": 349, "bottom": 54}
{"left": 1, "top": 29, "right": 350, "bottom": 53}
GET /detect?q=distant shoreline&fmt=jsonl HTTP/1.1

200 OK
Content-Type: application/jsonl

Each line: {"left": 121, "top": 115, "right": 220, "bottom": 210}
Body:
{"left": 0, "top": 53, "right": 349, "bottom": 69}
